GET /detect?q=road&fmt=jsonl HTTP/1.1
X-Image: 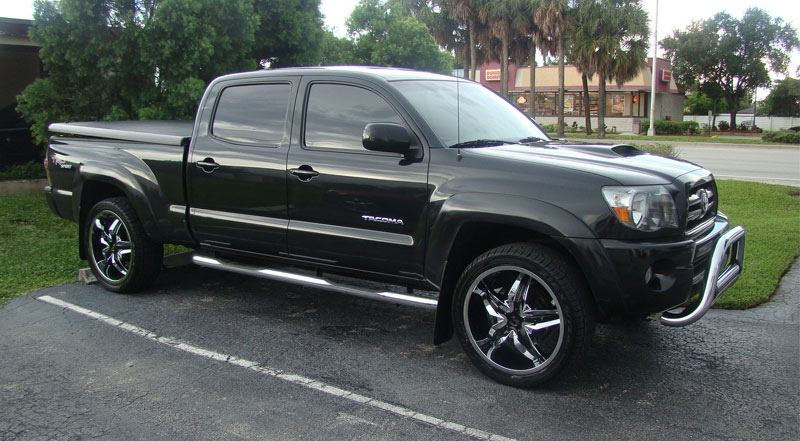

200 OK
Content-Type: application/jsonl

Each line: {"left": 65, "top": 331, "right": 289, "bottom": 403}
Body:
{"left": 1, "top": 262, "right": 798, "bottom": 441}
{"left": 673, "top": 143, "right": 800, "bottom": 187}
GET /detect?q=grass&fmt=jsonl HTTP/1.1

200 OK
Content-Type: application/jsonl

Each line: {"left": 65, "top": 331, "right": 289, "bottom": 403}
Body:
{"left": 0, "top": 193, "right": 187, "bottom": 306}
{"left": 549, "top": 132, "right": 783, "bottom": 145}
{"left": 714, "top": 181, "right": 800, "bottom": 309}
{"left": 1, "top": 183, "right": 798, "bottom": 309}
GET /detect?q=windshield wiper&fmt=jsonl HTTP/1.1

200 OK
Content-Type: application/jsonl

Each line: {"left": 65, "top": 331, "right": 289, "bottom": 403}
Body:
{"left": 449, "top": 139, "right": 514, "bottom": 148}
{"left": 517, "top": 136, "right": 550, "bottom": 144}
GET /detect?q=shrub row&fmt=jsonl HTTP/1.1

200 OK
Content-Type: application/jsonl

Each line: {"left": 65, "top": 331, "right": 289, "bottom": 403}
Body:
{"left": 638, "top": 120, "right": 699, "bottom": 135}
{"left": 761, "top": 130, "right": 800, "bottom": 144}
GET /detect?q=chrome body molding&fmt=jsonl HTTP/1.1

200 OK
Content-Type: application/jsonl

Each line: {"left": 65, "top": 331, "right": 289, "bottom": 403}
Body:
{"left": 191, "top": 254, "right": 437, "bottom": 310}
{"left": 289, "top": 220, "right": 414, "bottom": 246}
{"left": 189, "top": 208, "right": 289, "bottom": 229}
{"left": 187, "top": 209, "right": 413, "bottom": 246}
{"left": 660, "top": 222, "right": 746, "bottom": 327}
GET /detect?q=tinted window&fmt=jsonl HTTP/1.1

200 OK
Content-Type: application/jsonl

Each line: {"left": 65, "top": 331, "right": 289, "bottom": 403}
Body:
{"left": 392, "top": 80, "right": 549, "bottom": 147}
{"left": 212, "top": 83, "right": 291, "bottom": 144}
{"left": 305, "top": 83, "right": 403, "bottom": 151}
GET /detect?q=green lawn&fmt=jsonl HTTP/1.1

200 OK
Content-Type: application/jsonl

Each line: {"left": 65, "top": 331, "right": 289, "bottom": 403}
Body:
{"left": 549, "top": 132, "right": 781, "bottom": 145}
{"left": 1, "top": 184, "right": 798, "bottom": 310}
{"left": 714, "top": 181, "right": 800, "bottom": 308}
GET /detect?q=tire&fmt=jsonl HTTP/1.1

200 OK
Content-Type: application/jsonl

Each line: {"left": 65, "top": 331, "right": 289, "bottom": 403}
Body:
{"left": 83, "top": 197, "right": 163, "bottom": 293}
{"left": 452, "top": 242, "right": 594, "bottom": 387}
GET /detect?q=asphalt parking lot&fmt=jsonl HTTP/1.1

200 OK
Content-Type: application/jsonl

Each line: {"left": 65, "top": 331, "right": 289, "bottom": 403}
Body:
{"left": 1, "top": 262, "right": 798, "bottom": 441}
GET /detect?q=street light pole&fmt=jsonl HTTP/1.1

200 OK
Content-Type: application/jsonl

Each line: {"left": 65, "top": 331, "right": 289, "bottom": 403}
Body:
{"left": 647, "top": 0, "right": 659, "bottom": 137}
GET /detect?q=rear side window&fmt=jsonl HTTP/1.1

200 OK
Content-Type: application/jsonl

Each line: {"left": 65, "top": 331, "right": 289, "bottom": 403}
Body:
{"left": 212, "top": 83, "right": 291, "bottom": 145}
{"left": 304, "top": 83, "right": 403, "bottom": 151}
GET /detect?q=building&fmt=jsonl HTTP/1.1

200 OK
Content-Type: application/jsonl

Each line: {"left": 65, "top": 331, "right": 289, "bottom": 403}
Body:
{"left": 1, "top": 17, "right": 41, "bottom": 166}
{"left": 476, "top": 58, "right": 684, "bottom": 134}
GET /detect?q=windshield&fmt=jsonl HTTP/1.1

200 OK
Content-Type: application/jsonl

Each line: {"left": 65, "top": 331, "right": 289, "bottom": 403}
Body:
{"left": 392, "top": 80, "right": 550, "bottom": 148}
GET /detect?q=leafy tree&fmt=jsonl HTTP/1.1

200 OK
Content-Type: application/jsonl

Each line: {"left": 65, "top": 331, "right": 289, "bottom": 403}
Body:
{"left": 684, "top": 89, "right": 727, "bottom": 115}
{"left": 760, "top": 77, "right": 800, "bottom": 117}
{"left": 347, "top": 0, "right": 454, "bottom": 74}
{"left": 478, "top": 0, "right": 519, "bottom": 98}
{"left": 571, "top": 0, "right": 648, "bottom": 138}
{"left": 17, "top": 0, "right": 325, "bottom": 145}
{"left": 251, "top": 0, "right": 325, "bottom": 67}
{"left": 319, "top": 30, "right": 359, "bottom": 65}
{"left": 661, "top": 8, "right": 799, "bottom": 129}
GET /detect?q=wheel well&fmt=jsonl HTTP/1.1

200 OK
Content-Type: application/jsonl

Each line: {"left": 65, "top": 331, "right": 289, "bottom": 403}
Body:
{"left": 433, "top": 222, "right": 595, "bottom": 344}
{"left": 78, "top": 181, "right": 126, "bottom": 260}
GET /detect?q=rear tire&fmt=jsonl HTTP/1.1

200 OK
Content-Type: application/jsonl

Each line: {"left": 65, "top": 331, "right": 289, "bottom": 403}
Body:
{"left": 84, "top": 197, "right": 162, "bottom": 293}
{"left": 452, "top": 242, "right": 593, "bottom": 387}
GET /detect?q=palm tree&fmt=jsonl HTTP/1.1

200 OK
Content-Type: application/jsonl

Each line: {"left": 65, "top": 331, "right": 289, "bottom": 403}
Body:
{"left": 512, "top": 0, "right": 554, "bottom": 118}
{"left": 535, "top": 0, "right": 570, "bottom": 136}
{"left": 478, "top": 0, "right": 520, "bottom": 98}
{"left": 571, "top": 0, "right": 649, "bottom": 138}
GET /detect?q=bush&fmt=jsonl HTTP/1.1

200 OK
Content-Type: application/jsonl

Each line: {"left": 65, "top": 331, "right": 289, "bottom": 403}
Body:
{"left": 0, "top": 161, "right": 46, "bottom": 181}
{"left": 639, "top": 119, "right": 682, "bottom": 135}
{"left": 540, "top": 124, "right": 558, "bottom": 133}
{"left": 718, "top": 120, "right": 730, "bottom": 131}
{"left": 761, "top": 130, "right": 800, "bottom": 144}
{"left": 629, "top": 143, "right": 679, "bottom": 159}
{"left": 680, "top": 120, "right": 699, "bottom": 135}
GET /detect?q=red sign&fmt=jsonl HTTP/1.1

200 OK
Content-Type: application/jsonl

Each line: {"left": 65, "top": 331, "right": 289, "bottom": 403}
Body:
{"left": 484, "top": 69, "right": 501, "bottom": 81}
{"left": 661, "top": 70, "right": 672, "bottom": 82}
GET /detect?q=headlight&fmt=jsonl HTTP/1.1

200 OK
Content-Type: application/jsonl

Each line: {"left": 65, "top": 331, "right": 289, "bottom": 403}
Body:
{"left": 602, "top": 185, "right": 677, "bottom": 232}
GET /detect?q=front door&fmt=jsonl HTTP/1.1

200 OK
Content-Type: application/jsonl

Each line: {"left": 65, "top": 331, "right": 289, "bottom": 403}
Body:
{"left": 286, "top": 78, "right": 429, "bottom": 279}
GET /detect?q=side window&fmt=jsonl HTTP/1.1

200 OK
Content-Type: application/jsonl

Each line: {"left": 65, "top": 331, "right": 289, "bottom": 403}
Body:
{"left": 212, "top": 83, "right": 291, "bottom": 145}
{"left": 304, "top": 83, "right": 403, "bottom": 151}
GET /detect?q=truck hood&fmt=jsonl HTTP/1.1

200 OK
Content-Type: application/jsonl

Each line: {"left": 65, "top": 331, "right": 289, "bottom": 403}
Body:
{"left": 465, "top": 141, "right": 705, "bottom": 186}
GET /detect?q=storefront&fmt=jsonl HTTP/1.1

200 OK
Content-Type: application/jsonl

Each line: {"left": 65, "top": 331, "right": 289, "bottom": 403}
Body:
{"left": 477, "top": 58, "right": 684, "bottom": 133}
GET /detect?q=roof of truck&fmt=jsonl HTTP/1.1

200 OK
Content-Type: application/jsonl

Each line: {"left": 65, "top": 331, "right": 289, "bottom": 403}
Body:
{"left": 214, "top": 66, "right": 460, "bottom": 83}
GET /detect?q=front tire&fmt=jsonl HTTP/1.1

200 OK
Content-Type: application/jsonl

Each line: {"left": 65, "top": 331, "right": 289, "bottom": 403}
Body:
{"left": 84, "top": 197, "right": 162, "bottom": 293}
{"left": 452, "top": 243, "right": 593, "bottom": 387}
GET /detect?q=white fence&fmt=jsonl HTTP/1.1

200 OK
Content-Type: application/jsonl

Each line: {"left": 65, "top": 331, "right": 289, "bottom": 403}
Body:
{"left": 683, "top": 115, "right": 800, "bottom": 131}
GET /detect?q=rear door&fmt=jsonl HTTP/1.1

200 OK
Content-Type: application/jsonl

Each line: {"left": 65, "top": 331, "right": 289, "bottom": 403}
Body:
{"left": 285, "top": 77, "right": 430, "bottom": 279}
{"left": 187, "top": 77, "right": 297, "bottom": 255}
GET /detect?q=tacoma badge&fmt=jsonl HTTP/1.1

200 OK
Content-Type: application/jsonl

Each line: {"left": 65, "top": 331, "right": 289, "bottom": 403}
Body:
{"left": 362, "top": 215, "right": 404, "bottom": 225}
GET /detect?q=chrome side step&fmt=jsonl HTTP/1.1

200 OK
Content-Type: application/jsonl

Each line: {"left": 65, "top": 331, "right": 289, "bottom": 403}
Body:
{"left": 191, "top": 254, "right": 438, "bottom": 311}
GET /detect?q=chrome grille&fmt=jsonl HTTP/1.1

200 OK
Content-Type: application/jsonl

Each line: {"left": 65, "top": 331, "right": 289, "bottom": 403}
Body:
{"left": 686, "top": 181, "right": 717, "bottom": 236}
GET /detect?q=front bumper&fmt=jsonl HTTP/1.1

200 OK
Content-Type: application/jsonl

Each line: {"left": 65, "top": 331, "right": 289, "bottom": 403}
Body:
{"left": 660, "top": 223, "right": 745, "bottom": 326}
{"left": 598, "top": 215, "right": 745, "bottom": 326}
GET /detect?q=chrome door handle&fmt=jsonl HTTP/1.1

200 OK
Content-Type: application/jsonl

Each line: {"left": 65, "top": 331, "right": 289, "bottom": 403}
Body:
{"left": 289, "top": 166, "right": 319, "bottom": 181}
{"left": 196, "top": 158, "right": 220, "bottom": 172}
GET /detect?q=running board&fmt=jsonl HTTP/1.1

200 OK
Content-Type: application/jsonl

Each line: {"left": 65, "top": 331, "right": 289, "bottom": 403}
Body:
{"left": 191, "top": 254, "right": 438, "bottom": 311}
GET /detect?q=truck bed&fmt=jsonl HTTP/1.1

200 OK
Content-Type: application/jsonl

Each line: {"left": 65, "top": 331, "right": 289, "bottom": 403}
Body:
{"left": 48, "top": 120, "right": 193, "bottom": 146}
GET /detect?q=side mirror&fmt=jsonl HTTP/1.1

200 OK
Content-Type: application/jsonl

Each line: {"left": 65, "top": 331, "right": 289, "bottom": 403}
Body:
{"left": 362, "top": 123, "right": 412, "bottom": 155}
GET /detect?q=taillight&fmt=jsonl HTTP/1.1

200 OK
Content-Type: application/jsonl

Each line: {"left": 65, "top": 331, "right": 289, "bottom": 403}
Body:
{"left": 44, "top": 154, "right": 50, "bottom": 181}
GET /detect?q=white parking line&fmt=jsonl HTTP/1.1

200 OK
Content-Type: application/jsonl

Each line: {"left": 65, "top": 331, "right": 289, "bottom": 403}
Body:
{"left": 37, "top": 295, "right": 516, "bottom": 441}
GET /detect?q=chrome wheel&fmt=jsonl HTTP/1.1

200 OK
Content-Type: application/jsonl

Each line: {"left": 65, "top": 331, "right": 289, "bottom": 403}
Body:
{"left": 89, "top": 210, "right": 133, "bottom": 283}
{"left": 463, "top": 265, "right": 564, "bottom": 375}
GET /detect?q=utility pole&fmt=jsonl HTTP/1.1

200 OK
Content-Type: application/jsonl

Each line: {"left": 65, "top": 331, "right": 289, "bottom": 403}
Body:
{"left": 647, "top": 0, "right": 659, "bottom": 137}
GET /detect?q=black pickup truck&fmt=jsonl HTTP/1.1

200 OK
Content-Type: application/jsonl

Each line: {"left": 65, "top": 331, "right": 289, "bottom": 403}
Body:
{"left": 44, "top": 66, "right": 745, "bottom": 387}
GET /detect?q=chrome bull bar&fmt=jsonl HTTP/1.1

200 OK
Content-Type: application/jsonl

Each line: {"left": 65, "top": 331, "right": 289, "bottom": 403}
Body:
{"left": 660, "top": 225, "right": 746, "bottom": 327}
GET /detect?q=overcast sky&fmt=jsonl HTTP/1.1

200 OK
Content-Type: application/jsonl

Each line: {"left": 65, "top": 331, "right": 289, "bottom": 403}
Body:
{"left": 2, "top": 0, "right": 798, "bottom": 75}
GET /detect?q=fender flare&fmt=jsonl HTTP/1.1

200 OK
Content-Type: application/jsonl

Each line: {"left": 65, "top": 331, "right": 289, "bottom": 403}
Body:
{"left": 425, "top": 193, "right": 599, "bottom": 344}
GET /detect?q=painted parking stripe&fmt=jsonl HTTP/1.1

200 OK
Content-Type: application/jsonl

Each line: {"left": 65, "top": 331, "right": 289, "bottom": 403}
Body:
{"left": 37, "top": 295, "right": 516, "bottom": 441}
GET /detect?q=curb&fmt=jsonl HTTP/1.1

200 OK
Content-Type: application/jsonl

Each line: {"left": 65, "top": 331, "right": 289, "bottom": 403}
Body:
{"left": 0, "top": 179, "right": 48, "bottom": 196}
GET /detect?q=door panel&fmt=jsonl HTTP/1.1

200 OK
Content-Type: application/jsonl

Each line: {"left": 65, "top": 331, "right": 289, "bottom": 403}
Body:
{"left": 187, "top": 79, "right": 296, "bottom": 255}
{"left": 286, "top": 79, "right": 429, "bottom": 279}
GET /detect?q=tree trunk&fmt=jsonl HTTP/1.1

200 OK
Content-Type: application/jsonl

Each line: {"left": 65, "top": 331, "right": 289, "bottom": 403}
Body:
{"left": 469, "top": 23, "right": 477, "bottom": 81}
{"left": 529, "top": 40, "right": 536, "bottom": 118}
{"left": 501, "top": 37, "right": 509, "bottom": 98}
{"left": 557, "top": 38, "right": 565, "bottom": 137}
{"left": 598, "top": 76, "right": 607, "bottom": 138}
{"left": 464, "top": 40, "right": 471, "bottom": 80}
{"left": 582, "top": 73, "right": 592, "bottom": 134}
